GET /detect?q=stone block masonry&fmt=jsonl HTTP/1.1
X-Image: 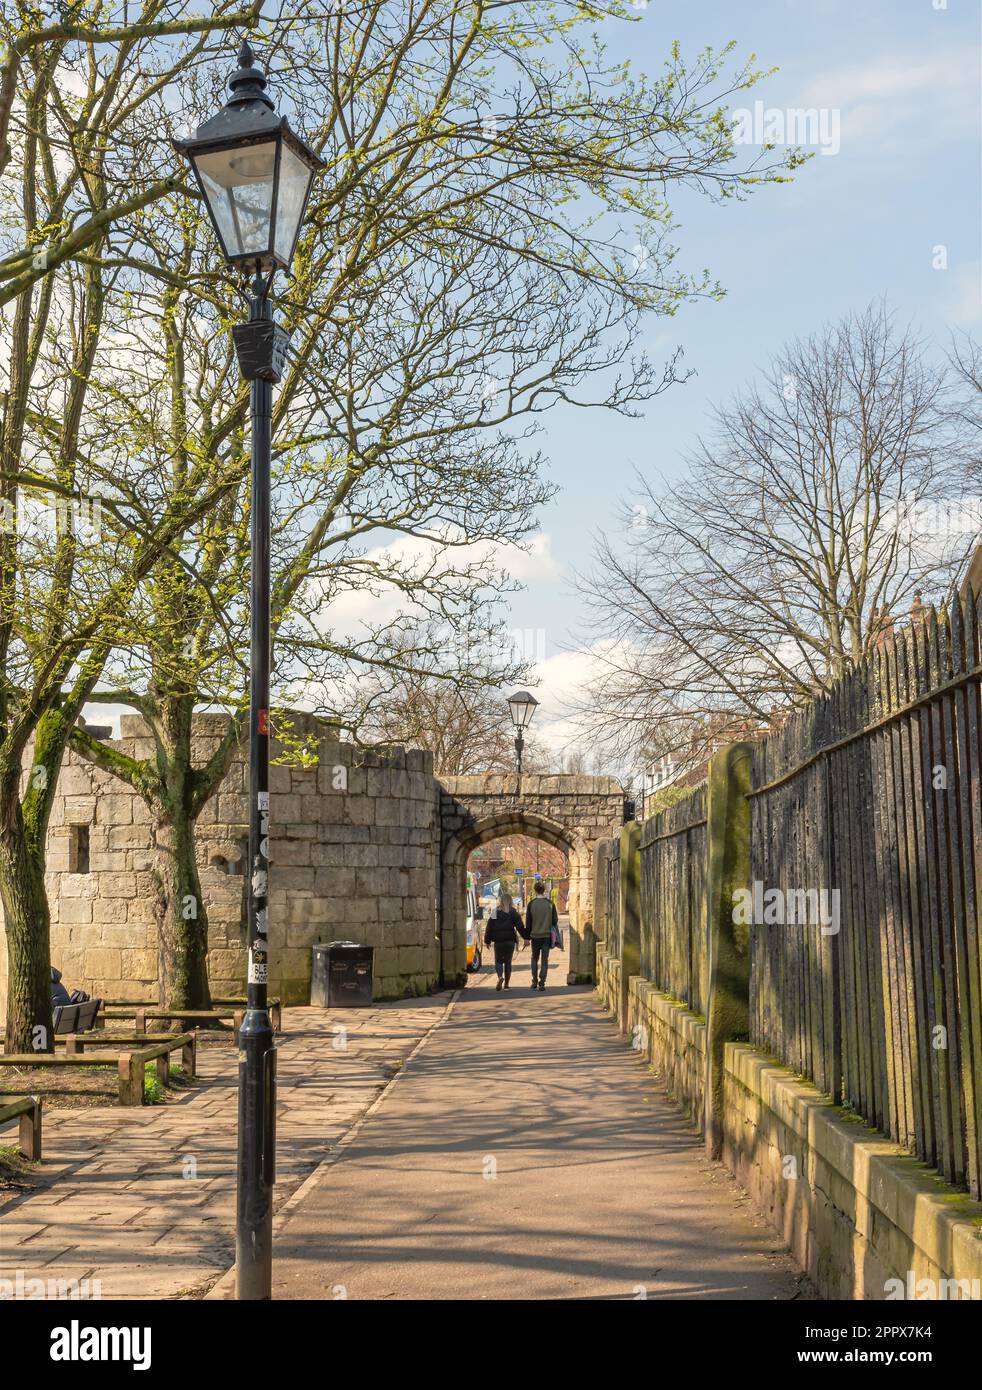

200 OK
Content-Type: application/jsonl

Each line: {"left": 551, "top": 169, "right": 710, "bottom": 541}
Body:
{"left": 438, "top": 772, "right": 625, "bottom": 985}
{"left": 0, "top": 714, "right": 442, "bottom": 1013}
{"left": 603, "top": 958, "right": 982, "bottom": 1300}
{"left": 0, "top": 725, "right": 628, "bottom": 1014}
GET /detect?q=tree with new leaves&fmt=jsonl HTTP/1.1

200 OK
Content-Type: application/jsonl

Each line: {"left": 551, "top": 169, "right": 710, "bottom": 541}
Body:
{"left": 2, "top": 0, "right": 800, "bottom": 1038}
{"left": 0, "top": 2, "right": 272, "bottom": 1049}
{"left": 67, "top": 0, "right": 800, "bottom": 1011}
{"left": 0, "top": 2, "right": 261, "bottom": 302}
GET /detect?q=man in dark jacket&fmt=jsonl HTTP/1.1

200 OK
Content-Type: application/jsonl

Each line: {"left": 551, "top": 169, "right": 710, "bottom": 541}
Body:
{"left": 484, "top": 893, "right": 523, "bottom": 990}
{"left": 525, "top": 880, "right": 558, "bottom": 991}
{"left": 51, "top": 967, "right": 71, "bottom": 1006}
{"left": 52, "top": 966, "right": 90, "bottom": 1005}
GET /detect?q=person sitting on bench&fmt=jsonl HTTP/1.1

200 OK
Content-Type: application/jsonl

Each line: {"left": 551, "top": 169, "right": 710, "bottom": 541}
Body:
{"left": 50, "top": 968, "right": 100, "bottom": 1036}
{"left": 52, "top": 966, "right": 91, "bottom": 1006}
{"left": 51, "top": 966, "right": 72, "bottom": 1006}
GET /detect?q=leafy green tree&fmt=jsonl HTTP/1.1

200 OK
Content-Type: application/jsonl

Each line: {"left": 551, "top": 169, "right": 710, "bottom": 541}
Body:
{"left": 1, "top": 0, "right": 799, "bottom": 1038}
{"left": 0, "top": 2, "right": 268, "bottom": 1049}
{"left": 0, "top": 1, "right": 261, "bottom": 303}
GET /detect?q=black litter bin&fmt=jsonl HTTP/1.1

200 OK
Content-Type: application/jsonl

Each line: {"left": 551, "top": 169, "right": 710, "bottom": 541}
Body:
{"left": 311, "top": 940, "right": 374, "bottom": 1007}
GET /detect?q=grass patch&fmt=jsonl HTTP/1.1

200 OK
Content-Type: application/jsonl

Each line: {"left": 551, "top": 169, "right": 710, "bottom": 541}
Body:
{"left": 142, "top": 1059, "right": 193, "bottom": 1102}
{"left": 143, "top": 1064, "right": 165, "bottom": 1105}
{"left": 0, "top": 1143, "right": 37, "bottom": 1191}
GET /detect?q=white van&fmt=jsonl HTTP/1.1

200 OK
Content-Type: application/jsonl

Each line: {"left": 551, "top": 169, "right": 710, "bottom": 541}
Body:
{"left": 465, "top": 871, "right": 483, "bottom": 971}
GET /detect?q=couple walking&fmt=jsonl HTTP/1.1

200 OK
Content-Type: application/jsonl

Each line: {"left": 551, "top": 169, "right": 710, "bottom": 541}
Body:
{"left": 483, "top": 880, "right": 561, "bottom": 992}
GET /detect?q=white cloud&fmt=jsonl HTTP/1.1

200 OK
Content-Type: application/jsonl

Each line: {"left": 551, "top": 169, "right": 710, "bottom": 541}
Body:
{"left": 313, "top": 531, "right": 560, "bottom": 634}
{"left": 522, "top": 640, "right": 629, "bottom": 757}
{"left": 796, "top": 47, "right": 978, "bottom": 153}
{"left": 501, "top": 532, "right": 561, "bottom": 582}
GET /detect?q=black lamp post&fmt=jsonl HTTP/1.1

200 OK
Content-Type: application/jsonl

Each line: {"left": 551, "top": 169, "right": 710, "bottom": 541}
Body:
{"left": 507, "top": 690, "right": 539, "bottom": 775}
{"left": 174, "top": 41, "right": 323, "bottom": 1302}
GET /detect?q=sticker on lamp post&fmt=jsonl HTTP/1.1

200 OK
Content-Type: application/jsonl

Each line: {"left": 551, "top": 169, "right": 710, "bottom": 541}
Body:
{"left": 249, "top": 941, "right": 268, "bottom": 985}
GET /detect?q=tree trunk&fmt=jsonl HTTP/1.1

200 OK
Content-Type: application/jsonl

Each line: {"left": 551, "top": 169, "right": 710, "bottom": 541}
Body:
{"left": 151, "top": 808, "right": 212, "bottom": 1012}
{"left": 0, "top": 820, "right": 53, "bottom": 1052}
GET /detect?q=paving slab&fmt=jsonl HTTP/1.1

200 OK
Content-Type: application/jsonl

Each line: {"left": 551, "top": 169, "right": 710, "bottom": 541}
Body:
{"left": 1, "top": 997, "right": 453, "bottom": 1299}
{"left": 267, "top": 954, "right": 813, "bottom": 1301}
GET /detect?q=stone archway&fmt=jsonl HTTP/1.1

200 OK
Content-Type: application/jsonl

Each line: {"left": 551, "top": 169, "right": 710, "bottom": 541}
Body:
{"left": 438, "top": 774, "right": 625, "bottom": 986}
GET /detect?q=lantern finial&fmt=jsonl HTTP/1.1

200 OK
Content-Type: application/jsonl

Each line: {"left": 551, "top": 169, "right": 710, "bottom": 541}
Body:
{"left": 228, "top": 40, "right": 272, "bottom": 109}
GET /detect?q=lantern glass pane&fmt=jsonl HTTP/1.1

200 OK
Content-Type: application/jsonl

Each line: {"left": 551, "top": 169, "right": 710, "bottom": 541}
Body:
{"left": 274, "top": 142, "right": 315, "bottom": 266}
{"left": 193, "top": 141, "right": 277, "bottom": 259}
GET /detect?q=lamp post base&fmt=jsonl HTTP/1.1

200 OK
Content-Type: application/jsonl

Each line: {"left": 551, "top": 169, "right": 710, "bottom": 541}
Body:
{"left": 235, "top": 1006, "right": 276, "bottom": 1300}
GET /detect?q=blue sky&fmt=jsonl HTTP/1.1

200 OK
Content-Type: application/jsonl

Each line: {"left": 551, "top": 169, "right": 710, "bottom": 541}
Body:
{"left": 511, "top": 0, "right": 982, "bottom": 758}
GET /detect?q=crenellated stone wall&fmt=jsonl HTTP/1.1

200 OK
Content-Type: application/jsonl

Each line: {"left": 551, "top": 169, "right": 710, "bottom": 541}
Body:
{"left": 0, "top": 714, "right": 441, "bottom": 1012}
{"left": 0, "top": 722, "right": 627, "bottom": 1015}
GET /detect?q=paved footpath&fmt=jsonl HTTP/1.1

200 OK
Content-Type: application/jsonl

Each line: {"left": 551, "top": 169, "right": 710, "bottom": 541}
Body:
{"left": 0, "top": 998, "right": 453, "bottom": 1299}
{"left": 266, "top": 943, "right": 813, "bottom": 1301}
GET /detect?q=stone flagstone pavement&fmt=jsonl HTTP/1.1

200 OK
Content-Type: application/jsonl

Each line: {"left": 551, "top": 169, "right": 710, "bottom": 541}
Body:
{"left": 3, "top": 945, "right": 815, "bottom": 1302}
{"left": 0, "top": 997, "right": 454, "bottom": 1299}
{"left": 263, "top": 943, "right": 814, "bottom": 1301}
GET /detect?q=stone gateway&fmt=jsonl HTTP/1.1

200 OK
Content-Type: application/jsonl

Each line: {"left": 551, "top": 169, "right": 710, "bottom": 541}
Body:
{"left": 0, "top": 715, "right": 625, "bottom": 1010}
{"left": 439, "top": 774, "right": 624, "bottom": 984}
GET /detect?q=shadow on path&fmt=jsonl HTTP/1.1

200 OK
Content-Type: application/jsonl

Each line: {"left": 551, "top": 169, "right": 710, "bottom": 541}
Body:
{"left": 271, "top": 963, "right": 813, "bottom": 1301}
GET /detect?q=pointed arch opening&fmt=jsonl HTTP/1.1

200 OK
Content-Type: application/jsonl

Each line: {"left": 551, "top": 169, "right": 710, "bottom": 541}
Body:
{"left": 440, "top": 811, "right": 596, "bottom": 987}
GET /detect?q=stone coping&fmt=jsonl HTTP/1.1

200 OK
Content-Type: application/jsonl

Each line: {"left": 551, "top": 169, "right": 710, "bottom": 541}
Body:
{"left": 629, "top": 977, "right": 706, "bottom": 1055}
{"left": 726, "top": 1042, "right": 982, "bottom": 1286}
{"left": 441, "top": 772, "right": 623, "bottom": 796}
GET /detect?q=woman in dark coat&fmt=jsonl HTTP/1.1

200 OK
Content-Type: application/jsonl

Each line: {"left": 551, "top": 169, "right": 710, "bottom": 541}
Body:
{"left": 484, "top": 891, "right": 523, "bottom": 991}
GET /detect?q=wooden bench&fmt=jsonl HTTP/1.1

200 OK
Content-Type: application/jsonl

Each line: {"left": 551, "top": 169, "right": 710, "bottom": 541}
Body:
{"left": 0, "top": 1000, "right": 101, "bottom": 1050}
{"left": 0, "top": 1094, "right": 42, "bottom": 1160}
{"left": 52, "top": 998, "right": 101, "bottom": 1036}
{"left": 63, "top": 1031, "right": 197, "bottom": 1079}
{"left": 134, "top": 1008, "right": 242, "bottom": 1040}
{"left": 0, "top": 1032, "right": 196, "bottom": 1106}
{"left": 98, "top": 997, "right": 282, "bottom": 1033}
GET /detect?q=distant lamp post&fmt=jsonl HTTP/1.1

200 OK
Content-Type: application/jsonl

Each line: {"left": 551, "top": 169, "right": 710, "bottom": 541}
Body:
{"left": 173, "top": 40, "right": 323, "bottom": 1303}
{"left": 507, "top": 690, "right": 539, "bottom": 775}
